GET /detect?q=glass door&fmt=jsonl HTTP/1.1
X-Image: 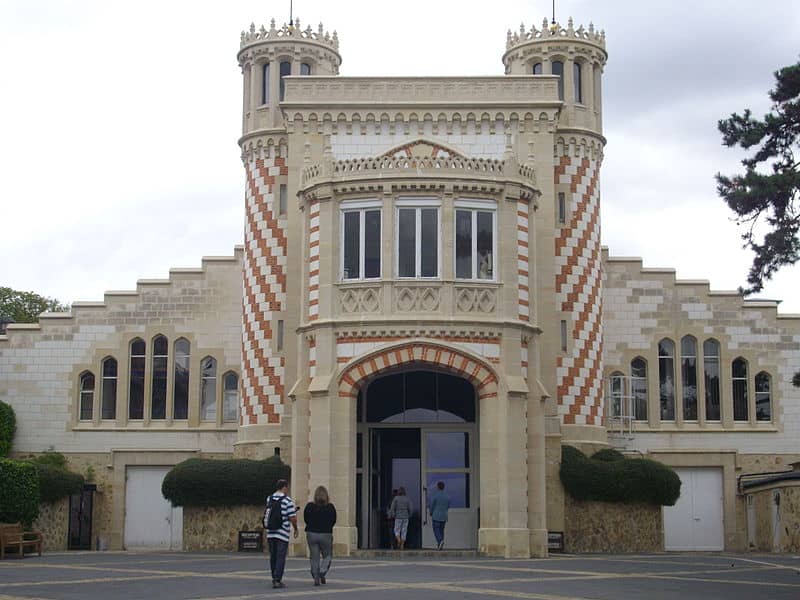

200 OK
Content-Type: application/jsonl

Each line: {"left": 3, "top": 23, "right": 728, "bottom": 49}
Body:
{"left": 421, "top": 429, "right": 477, "bottom": 549}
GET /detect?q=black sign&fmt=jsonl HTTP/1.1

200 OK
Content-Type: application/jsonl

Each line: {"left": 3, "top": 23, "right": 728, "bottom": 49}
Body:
{"left": 547, "top": 531, "right": 564, "bottom": 553}
{"left": 238, "top": 530, "right": 264, "bottom": 552}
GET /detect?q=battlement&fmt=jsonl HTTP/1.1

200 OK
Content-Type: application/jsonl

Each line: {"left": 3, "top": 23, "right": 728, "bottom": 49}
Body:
{"left": 240, "top": 18, "right": 339, "bottom": 51}
{"left": 506, "top": 17, "right": 605, "bottom": 52}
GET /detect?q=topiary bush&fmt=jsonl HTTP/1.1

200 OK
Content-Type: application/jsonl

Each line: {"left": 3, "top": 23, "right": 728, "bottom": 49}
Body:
{"left": 0, "top": 458, "right": 39, "bottom": 524}
{"left": 162, "top": 455, "right": 290, "bottom": 507}
{"left": 34, "top": 464, "right": 84, "bottom": 503}
{"left": 0, "top": 400, "right": 16, "bottom": 457}
{"left": 591, "top": 448, "right": 625, "bottom": 462}
{"left": 560, "top": 444, "right": 681, "bottom": 506}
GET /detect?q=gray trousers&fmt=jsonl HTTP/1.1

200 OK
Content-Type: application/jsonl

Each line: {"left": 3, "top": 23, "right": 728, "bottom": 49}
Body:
{"left": 306, "top": 532, "right": 333, "bottom": 579}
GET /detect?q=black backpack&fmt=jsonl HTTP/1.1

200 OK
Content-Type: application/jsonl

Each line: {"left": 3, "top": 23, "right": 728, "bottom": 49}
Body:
{"left": 263, "top": 496, "right": 284, "bottom": 530}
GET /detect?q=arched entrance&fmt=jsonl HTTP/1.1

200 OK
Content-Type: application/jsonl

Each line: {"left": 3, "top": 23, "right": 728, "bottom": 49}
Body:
{"left": 355, "top": 369, "right": 478, "bottom": 549}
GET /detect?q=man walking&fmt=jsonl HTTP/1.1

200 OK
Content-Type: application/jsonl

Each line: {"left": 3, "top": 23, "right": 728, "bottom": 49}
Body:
{"left": 428, "top": 481, "right": 450, "bottom": 550}
{"left": 264, "top": 479, "right": 298, "bottom": 588}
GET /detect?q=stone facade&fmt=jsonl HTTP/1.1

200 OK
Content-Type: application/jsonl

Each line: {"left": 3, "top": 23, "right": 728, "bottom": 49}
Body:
{"left": 32, "top": 499, "right": 69, "bottom": 552}
{"left": 183, "top": 505, "right": 265, "bottom": 552}
{"left": 564, "top": 496, "right": 662, "bottom": 553}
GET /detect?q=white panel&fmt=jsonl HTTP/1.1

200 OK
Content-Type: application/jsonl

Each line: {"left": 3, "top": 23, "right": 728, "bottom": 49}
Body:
{"left": 664, "top": 468, "right": 723, "bottom": 551}
{"left": 124, "top": 466, "right": 183, "bottom": 550}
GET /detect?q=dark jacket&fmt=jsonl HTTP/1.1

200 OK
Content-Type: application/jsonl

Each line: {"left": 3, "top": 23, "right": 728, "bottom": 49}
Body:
{"left": 304, "top": 502, "right": 337, "bottom": 534}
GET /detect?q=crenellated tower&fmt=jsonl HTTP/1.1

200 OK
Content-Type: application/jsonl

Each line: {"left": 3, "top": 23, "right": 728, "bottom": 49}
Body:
{"left": 235, "top": 19, "right": 342, "bottom": 456}
{"left": 506, "top": 18, "right": 608, "bottom": 444}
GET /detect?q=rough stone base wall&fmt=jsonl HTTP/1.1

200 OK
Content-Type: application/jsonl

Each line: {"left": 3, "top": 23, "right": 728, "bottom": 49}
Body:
{"left": 183, "top": 505, "right": 266, "bottom": 552}
{"left": 564, "top": 496, "right": 662, "bottom": 553}
{"left": 752, "top": 486, "right": 800, "bottom": 552}
{"left": 32, "top": 498, "right": 69, "bottom": 552}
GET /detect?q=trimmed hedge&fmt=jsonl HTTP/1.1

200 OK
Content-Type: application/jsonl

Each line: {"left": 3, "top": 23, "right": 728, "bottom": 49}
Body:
{"left": 162, "top": 456, "right": 290, "bottom": 507}
{"left": 591, "top": 448, "right": 625, "bottom": 462}
{"left": 35, "top": 464, "right": 84, "bottom": 503}
{"left": 560, "top": 445, "right": 681, "bottom": 506}
{"left": 0, "top": 458, "right": 39, "bottom": 524}
{"left": 0, "top": 401, "right": 15, "bottom": 457}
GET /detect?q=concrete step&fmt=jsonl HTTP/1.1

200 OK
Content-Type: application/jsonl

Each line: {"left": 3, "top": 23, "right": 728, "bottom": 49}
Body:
{"left": 350, "top": 549, "right": 478, "bottom": 559}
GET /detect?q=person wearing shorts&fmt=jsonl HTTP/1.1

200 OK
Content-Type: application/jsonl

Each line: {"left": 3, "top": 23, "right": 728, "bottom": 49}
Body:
{"left": 389, "top": 486, "right": 412, "bottom": 550}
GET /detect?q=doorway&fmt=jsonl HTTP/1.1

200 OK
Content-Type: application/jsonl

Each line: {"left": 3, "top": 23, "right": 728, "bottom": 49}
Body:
{"left": 68, "top": 484, "right": 96, "bottom": 550}
{"left": 356, "top": 369, "right": 478, "bottom": 550}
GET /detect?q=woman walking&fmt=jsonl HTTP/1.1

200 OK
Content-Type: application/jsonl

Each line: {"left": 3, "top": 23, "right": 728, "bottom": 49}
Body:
{"left": 389, "top": 486, "right": 411, "bottom": 550}
{"left": 303, "top": 485, "right": 337, "bottom": 586}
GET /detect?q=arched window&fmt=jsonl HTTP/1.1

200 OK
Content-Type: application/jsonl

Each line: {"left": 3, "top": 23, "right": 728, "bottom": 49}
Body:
{"left": 732, "top": 357, "right": 749, "bottom": 421}
{"left": 755, "top": 371, "right": 772, "bottom": 422}
{"left": 129, "top": 338, "right": 146, "bottom": 420}
{"left": 79, "top": 371, "right": 95, "bottom": 421}
{"left": 703, "top": 338, "right": 721, "bottom": 420}
{"left": 658, "top": 339, "right": 675, "bottom": 420}
{"left": 532, "top": 62, "right": 543, "bottom": 75}
{"left": 300, "top": 62, "right": 311, "bottom": 76}
{"left": 609, "top": 371, "right": 625, "bottom": 417}
{"left": 101, "top": 357, "right": 117, "bottom": 420}
{"left": 173, "top": 338, "right": 190, "bottom": 420}
{"left": 200, "top": 356, "right": 217, "bottom": 421}
{"left": 261, "top": 63, "right": 270, "bottom": 105}
{"left": 151, "top": 335, "right": 168, "bottom": 420}
{"left": 631, "top": 357, "right": 648, "bottom": 420}
{"left": 681, "top": 335, "right": 698, "bottom": 420}
{"left": 223, "top": 371, "right": 239, "bottom": 423}
{"left": 573, "top": 62, "right": 583, "bottom": 103}
{"left": 279, "top": 60, "right": 291, "bottom": 101}
{"left": 551, "top": 60, "right": 564, "bottom": 101}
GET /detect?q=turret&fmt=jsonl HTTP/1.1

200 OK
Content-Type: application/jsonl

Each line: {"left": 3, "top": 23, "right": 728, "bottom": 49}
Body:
{"left": 503, "top": 18, "right": 606, "bottom": 133}
{"left": 238, "top": 19, "right": 342, "bottom": 133}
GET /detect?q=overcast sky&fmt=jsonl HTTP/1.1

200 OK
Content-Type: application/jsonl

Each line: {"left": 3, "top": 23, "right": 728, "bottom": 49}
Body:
{"left": 1, "top": 0, "right": 798, "bottom": 313}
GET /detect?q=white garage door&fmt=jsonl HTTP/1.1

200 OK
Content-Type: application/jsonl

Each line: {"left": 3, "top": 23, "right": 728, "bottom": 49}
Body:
{"left": 663, "top": 467, "right": 724, "bottom": 551}
{"left": 124, "top": 466, "right": 183, "bottom": 550}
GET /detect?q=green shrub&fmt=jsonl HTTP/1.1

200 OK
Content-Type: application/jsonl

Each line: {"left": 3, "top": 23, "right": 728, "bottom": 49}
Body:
{"left": 591, "top": 448, "right": 625, "bottom": 462}
{"left": 29, "top": 450, "right": 68, "bottom": 469}
{"left": 162, "top": 455, "right": 290, "bottom": 507}
{"left": 0, "top": 458, "right": 39, "bottom": 524}
{"left": 0, "top": 401, "right": 16, "bottom": 457}
{"left": 35, "top": 464, "right": 84, "bottom": 503}
{"left": 560, "top": 444, "right": 681, "bottom": 506}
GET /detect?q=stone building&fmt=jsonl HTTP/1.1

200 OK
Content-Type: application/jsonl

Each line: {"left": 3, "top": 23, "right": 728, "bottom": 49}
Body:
{"left": 1, "top": 15, "right": 798, "bottom": 557}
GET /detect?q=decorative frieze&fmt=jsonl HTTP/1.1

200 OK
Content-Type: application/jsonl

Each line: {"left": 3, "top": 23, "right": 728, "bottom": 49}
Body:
{"left": 455, "top": 287, "right": 497, "bottom": 314}
{"left": 339, "top": 286, "right": 382, "bottom": 314}
{"left": 395, "top": 287, "right": 440, "bottom": 313}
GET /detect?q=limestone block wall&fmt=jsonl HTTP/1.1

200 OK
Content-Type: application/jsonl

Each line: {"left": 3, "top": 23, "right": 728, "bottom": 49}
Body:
{"left": 751, "top": 486, "right": 800, "bottom": 553}
{"left": 0, "top": 250, "right": 243, "bottom": 455}
{"left": 183, "top": 505, "right": 265, "bottom": 552}
{"left": 32, "top": 498, "right": 69, "bottom": 552}
{"left": 564, "top": 496, "right": 662, "bottom": 553}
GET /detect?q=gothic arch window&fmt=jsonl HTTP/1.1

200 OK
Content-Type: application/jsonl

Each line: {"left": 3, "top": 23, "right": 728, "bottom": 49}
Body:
{"left": 551, "top": 60, "right": 564, "bottom": 101}
{"left": 658, "top": 338, "right": 675, "bottom": 421}
{"left": 279, "top": 60, "right": 291, "bottom": 101}
{"left": 101, "top": 357, "right": 117, "bottom": 420}
{"left": 223, "top": 371, "right": 239, "bottom": 423}
{"left": 261, "top": 63, "right": 270, "bottom": 105}
{"left": 631, "top": 357, "right": 648, "bottom": 420}
{"left": 532, "top": 62, "right": 543, "bottom": 75}
{"left": 173, "top": 338, "right": 190, "bottom": 420}
{"left": 609, "top": 371, "right": 625, "bottom": 417}
{"left": 129, "top": 338, "right": 146, "bottom": 420}
{"left": 703, "top": 338, "right": 721, "bottom": 420}
{"left": 151, "top": 334, "right": 168, "bottom": 420}
{"left": 755, "top": 371, "right": 772, "bottom": 422}
{"left": 79, "top": 371, "right": 95, "bottom": 421}
{"left": 573, "top": 62, "right": 583, "bottom": 103}
{"left": 300, "top": 62, "right": 311, "bottom": 76}
{"left": 200, "top": 356, "right": 217, "bottom": 421}
{"left": 681, "top": 335, "right": 698, "bottom": 420}
{"left": 732, "top": 357, "right": 749, "bottom": 421}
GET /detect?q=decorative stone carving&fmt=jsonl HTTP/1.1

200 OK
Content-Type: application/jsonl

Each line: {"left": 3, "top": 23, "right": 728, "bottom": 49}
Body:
{"left": 339, "top": 287, "right": 381, "bottom": 314}
{"left": 395, "top": 287, "right": 440, "bottom": 312}
{"left": 455, "top": 287, "right": 497, "bottom": 314}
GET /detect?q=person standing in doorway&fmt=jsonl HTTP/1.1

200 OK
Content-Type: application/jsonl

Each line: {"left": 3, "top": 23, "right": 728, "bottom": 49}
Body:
{"left": 428, "top": 481, "right": 451, "bottom": 550}
{"left": 389, "top": 486, "right": 412, "bottom": 550}
{"left": 303, "top": 485, "right": 337, "bottom": 586}
{"left": 264, "top": 479, "right": 298, "bottom": 589}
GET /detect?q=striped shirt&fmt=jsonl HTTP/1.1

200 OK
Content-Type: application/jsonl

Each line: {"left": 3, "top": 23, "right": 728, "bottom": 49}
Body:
{"left": 265, "top": 492, "right": 298, "bottom": 542}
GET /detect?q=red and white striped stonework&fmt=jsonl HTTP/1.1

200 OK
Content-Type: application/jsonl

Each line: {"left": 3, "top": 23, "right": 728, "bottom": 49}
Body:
{"left": 517, "top": 199, "right": 531, "bottom": 322}
{"left": 307, "top": 199, "right": 321, "bottom": 321}
{"left": 241, "top": 154, "right": 288, "bottom": 425}
{"left": 554, "top": 156, "right": 604, "bottom": 425}
{"left": 308, "top": 337, "right": 317, "bottom": 379}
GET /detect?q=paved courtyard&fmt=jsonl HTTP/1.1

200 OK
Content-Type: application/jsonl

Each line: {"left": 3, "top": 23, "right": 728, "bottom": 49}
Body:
{"left": 1, "top": 552, "right": 799, "bottom": 599}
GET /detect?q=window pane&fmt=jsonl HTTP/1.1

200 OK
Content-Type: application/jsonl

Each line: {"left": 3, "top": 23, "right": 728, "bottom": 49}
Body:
{"left": 755, "top": 372, "right": 771, "bottom": 422}
{"left": 426, "top": 472, "right": 469, "bottom": 508}
{"left": 279, "top": 60, "right": 290, "bottom": 101}
{"left": 153, "top": 335, "right": 168, "bottom": 356}
{"left": 532, "top": 62, "right": 543, "bottom": 75}
{"left": 80, "top": 372, "right": 94, "bottom": 421}
{"left": 151, "top": 357, "right": 168, "bottom": 420}
{"left": 552, "top": 61, "right": 564, "bottom": 100}
{"left": 131, "top": 338, "right": 145, "bottom": 356}
{"left": 101, "top": 359, "right": 117, "bottom": 420}
{"left": 103, "top": 358, "right": 117, "bottom": 378}
{"left": 437, "top": 373, "right": 475, "bottom": 423}
{"left": 681, "top": 336, "right": 697, "bottom": 420}
{"left": 279, "top": 184, "right": 287, "bottom": 215}
{"left": 262, "top": 63, "right": 270, "bottom": 104}
{"left": 426, "top": 432, "right": 469, "bottom": 469}
{"left": 733, "top": 358, "right": 748, "bottom": 421}
{"left": 455, "top": 210, "right": 472, "bottom": 278}
{"left": 364, "top": 209, "right": 381, "bottom": 278}
{"left": 398, "top": 208, "right": 416, "bottom": 277}
{"left": 343, "top": 211, "right": 360, "bottom": 279}
{"left": 610, "top": 373, "right": 623, "bottom": 417}
{"left": 201, "top": 357, "right": 217, "bottom": 421}
{"left": 573, "top": 62, "right": 582, "bottom": 102}
{"left": 631, "top": 358, "right": 648, "bottom": 421}
{"left": 658, "top": 339, "right": 675, "bottom": 420}
{"left": 420, "top": 208, "right": 438, "bottom": 277}
{"left": 476, "top": 211, "right": 493, "bottom": 279}
{"left": 174, "top": 339, "right": 190, "bottom": 420}
{"left": 129, "top": 340, "right": 145, "bottom": 420}
{"left": 704, "top": 339, "right": 720, "bottom": 420}
{"left": 223, "top": 373, "right": 238, "bottom": 423}
{"left": 300, "top": 62, "right": 311, "bottom": 76}
{"left": 366, "top": 373, "right": 404, "bottom": 423}
{"left": 405, "top": 371, "right": 437, "bottom": 422}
